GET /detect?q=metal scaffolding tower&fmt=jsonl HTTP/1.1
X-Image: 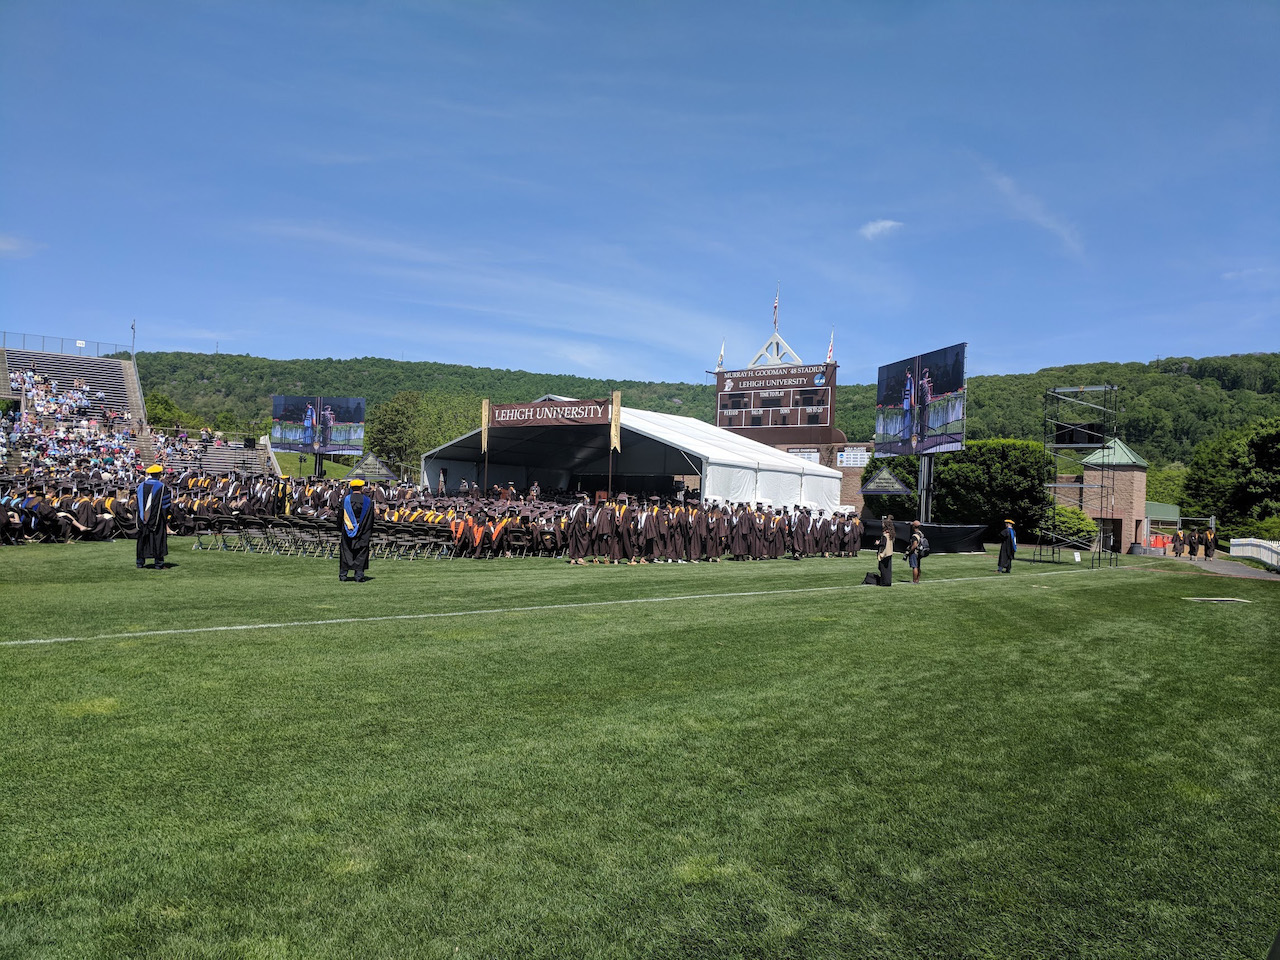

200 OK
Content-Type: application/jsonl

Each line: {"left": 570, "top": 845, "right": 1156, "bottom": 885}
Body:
{"left": 1037, "top": 385, "right": 1119, "bottom": 569}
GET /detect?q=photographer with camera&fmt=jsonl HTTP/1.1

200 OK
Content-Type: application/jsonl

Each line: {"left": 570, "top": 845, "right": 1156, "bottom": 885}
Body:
{"left": 874, "top": 515, "right": 896, "bottom": 586}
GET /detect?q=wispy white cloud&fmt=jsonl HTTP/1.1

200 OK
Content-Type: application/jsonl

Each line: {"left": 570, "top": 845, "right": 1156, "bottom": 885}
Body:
{"left": 984, "top": 166, "right": 1084, "bottom": 259}
{"left": 297, "top": 151, "right": 383, "bottom": 166}
{"left": 1222, "top": 265, "right": 1278, "bottom": 287}
{"left": 253, "top": 219, "right": 742, "bottom": 378}
{"left": 0, "top": 233, "right": 44, "bottom": 259}
{"left": 859, "top": 219, "right": 903, "bottom": 240}
{"left": 254, "top": 220, "right": 455, "bottom": 266}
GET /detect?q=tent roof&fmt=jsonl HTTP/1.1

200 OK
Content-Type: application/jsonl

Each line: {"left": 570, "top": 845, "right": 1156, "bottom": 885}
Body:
{"left": 423, "top": 398, "right": 842, "bottom": 480}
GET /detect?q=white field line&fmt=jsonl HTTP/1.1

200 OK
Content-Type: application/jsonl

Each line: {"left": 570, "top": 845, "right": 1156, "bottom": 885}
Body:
{"left": 0, "top": 560, "right": 1173, "bottom": 648}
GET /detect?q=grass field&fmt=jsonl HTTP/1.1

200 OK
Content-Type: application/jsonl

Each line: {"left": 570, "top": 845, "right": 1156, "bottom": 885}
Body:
{"left": 2, "top": 543, "right": 1278, "bottom": 959}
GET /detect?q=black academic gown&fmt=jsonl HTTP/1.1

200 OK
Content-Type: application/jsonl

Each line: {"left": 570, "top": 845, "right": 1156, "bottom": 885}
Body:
{"left": 135, "top": 478, "right": 171, "bottom": 565}
{"left": 997, "top": 526, "right": 1017, "bottom": 572}
{"left": 338, "top": 493, "right": 375, "bottom": 579}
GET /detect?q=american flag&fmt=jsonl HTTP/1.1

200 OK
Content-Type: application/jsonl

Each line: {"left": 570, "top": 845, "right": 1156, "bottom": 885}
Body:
{"left": 826, "top": 328, "right": 834, "bottom": 363}
{"left": 772, "top": 293, "right": 779, "bottom": 331}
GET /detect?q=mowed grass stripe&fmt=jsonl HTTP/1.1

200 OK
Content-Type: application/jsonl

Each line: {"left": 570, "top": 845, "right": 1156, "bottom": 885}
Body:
{"left": 2, "top": 557, "right": 1172, "bottom": 647}
{"left": 3, "top": 543, "right": 1276, "bottom": 956}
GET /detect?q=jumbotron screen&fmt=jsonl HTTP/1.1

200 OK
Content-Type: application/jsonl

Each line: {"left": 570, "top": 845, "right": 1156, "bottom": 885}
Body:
{"left": 874, "top": 342, "right": 967, "bottom": 458}
{"left": 271, "top": 395, "right": 366, "bottom": 454}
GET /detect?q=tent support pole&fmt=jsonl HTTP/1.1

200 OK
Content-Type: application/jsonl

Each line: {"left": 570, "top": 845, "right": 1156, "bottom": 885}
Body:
{"left": 680, "top": 451, "right": 703, "bottom": 497}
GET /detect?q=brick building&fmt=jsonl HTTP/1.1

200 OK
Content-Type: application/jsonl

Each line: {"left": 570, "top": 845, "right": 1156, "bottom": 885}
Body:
{"left": 1051, "top": 438, "right": 1148, "bottom": 551}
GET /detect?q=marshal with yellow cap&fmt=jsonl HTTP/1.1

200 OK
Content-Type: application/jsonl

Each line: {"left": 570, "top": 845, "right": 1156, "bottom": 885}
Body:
{"left": 997, "top": 518, "right": 1017, "bottom": 574}
{"left": 136, "top": 464, "right": 172, "bottom": 569}
{"left": 338, "top": 478, "right": 375, "bottom": 582}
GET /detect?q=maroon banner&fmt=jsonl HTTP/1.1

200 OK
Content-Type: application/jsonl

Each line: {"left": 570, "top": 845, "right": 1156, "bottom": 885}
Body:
{"left": 489, "top": 399, "right": 612, "bottom": 427}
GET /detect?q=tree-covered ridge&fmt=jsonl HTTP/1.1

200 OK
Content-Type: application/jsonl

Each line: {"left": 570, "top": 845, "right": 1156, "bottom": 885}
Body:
{"left": 965, "top": 354, "right": 1280, "bottom": 464}
{"left": 136, "top": 350, "right": 1280, "bottom": 467}
{"left": 135, "top": 351, "right": 719, "bottom": 429}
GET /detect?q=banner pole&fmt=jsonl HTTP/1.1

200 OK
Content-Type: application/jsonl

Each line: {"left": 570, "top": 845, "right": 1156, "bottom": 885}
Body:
{"left": 481, "top": 398, "right": 490, "bottom": 494}
{"left": 609, "top": 389, "right": 621, "bottom": 498}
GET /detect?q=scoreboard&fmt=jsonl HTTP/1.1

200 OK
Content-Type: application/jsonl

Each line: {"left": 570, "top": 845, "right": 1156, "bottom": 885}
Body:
{"left": 715, "top": 362, "right": 842, "bottom": 445}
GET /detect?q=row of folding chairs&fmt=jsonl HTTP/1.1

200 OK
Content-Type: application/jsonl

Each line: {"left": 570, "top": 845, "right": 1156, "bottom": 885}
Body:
{"left": 191, "top": 516, "right": 455, "bottom": 560}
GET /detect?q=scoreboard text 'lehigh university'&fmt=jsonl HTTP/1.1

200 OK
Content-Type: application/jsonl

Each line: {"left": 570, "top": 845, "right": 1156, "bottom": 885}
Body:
{"left": 715, "top": 362, "right": 842, "bottom": 446}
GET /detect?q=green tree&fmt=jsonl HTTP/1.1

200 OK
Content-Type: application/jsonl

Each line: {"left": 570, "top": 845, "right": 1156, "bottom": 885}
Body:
{"left": 932, "top": 439, "right": 1054, "bottom": 539}
{"left": 1036, "top": 505, "right": 1098, "bottom": 548}
{"left": 1145, "top": 463, "right": 1188, "bottom": 508}
{"left": 365, "top": 392, "right": 429, "bottom": 473}
{"left": 421, "top": 392, "right": 482, "bottom": 452}
{"left": 144, "top": 392, "right": 203, "bottom": 430}
{"left": 214, "top": 411, "right": 241, "bottom": 434}
{"left": 1184, "top": 417, "right": 1280, "bottom": 537}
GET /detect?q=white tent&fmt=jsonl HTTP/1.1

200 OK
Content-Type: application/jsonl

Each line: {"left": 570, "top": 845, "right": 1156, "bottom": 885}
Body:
{"left": 421, "top": 398, "right": 843, "bottom": 512}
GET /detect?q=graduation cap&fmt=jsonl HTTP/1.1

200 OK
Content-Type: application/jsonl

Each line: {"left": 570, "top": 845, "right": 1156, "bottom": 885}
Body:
{"left": 349, "top": 479, "right": 366, "bottom": 488}
{"left": 146, "top": 464, "right": 163, "bottom": 474}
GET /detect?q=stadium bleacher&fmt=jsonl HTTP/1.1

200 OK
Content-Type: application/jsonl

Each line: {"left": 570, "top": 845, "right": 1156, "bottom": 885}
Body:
{"left": 4, "top": 349, "right": 138, "bottom": 417}
{"left": 3, "top": 341, "right": 276, "bottom": 476}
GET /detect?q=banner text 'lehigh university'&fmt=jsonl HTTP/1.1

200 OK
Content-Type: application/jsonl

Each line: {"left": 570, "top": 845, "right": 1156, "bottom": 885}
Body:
{"left": 487, "top": 399, "right": 613, "bottom": 427}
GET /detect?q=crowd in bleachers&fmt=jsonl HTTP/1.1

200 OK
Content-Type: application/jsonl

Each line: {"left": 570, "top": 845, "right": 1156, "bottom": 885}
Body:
{"left": 9, "top": 367, "right": 130, "bottom": 424}
{"left": 3, "top": 362, "right": 145, "bottom": 479}
{"left": 4, "top": 412, "right": 143, "bottom": 481}
{"left": 152, "top": 428, "right": 206, "bottom": 469}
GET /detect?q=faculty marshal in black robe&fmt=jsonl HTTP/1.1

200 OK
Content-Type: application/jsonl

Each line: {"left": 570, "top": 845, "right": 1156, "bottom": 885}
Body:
{"left": 136, "top": 469, "right": 172, "bottom": 569}
{"left": 997, "top": 520, "right": 1017, "bottom": 573}
{"left": 338, "top": 482, "right": 375, "bottom": 582}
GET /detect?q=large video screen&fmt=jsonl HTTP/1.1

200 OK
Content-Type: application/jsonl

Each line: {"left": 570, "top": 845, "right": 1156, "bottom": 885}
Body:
{"left": 874, "top": 342, "right": 967, "bottom": 458}
{"left": 271, "top": 395, "right": 366, "bottom": 454}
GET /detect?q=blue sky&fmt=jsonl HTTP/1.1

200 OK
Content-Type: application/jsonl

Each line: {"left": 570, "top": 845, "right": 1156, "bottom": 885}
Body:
{"left": 2, "top": 1, "right": 1277, "bottom": 386}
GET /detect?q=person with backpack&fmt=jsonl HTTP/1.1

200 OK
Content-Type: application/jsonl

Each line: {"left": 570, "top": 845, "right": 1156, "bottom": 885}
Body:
{"left": 905, "top": 519, "right": 928, "bottom": 584}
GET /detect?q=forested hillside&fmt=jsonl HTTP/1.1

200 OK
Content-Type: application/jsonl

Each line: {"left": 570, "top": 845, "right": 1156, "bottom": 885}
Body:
{"left": 134, "top": 351, "right": 720, "bottom": 430}
{"left": 135, "top": 351, "right": 1280, "bottom": 467}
